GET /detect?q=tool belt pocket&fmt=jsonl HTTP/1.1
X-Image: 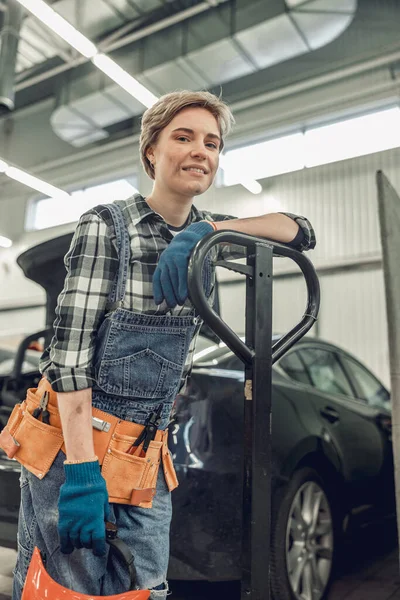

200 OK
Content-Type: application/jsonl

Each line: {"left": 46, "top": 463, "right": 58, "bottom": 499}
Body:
{"left": 0, "top": 402, "right": 63, "bottom": 479}
{"left": 101, "top": 433, "right": 162, "bottom": 508}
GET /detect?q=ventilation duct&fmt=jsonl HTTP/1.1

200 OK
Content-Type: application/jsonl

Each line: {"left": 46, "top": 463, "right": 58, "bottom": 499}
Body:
{"left": 0, "top": 0, "right": 23, "bottom": 112}
{"left": 51, "top": 0, "right": 357, "bottom": 148}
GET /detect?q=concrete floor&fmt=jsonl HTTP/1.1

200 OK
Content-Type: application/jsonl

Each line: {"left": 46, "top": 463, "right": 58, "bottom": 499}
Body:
{"left": 0, "top": 518, "right": 398, "bottom": 599}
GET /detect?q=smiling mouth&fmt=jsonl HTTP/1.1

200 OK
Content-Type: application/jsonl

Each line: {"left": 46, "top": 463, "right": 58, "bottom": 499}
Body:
{"left": 183, "top": 167, "right": 207, "bottom": 175}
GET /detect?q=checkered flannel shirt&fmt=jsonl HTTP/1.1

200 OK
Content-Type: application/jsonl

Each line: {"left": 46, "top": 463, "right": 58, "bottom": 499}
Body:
{"left": 40, "top": 195, "right": 316, "bottom": 393}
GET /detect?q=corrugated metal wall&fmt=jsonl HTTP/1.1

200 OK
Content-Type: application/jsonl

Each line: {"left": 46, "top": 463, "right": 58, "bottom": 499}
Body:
{"left": 203, "top": 146, "right": 400, "bottom": 388}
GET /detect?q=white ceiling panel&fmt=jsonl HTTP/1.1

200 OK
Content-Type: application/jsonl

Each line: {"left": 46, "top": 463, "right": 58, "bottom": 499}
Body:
{"left": 106, "top": 0, "right": 141, "bottom": 20}
{"left": 51, "top": 105, "right": 92, "bottom": 130}
{"left": 285, "top": 0, "right": 309, "bottom": 6}
{"left": 292, "top": 11, "right": 355, "bottom": 50}
{"left": 127, "top": 0, "right": 164, "bottom": 12}
{"left": 292, "top": 0, "right": 357, "bottom": 11}
{"left": 143, "top": 60, "right": 207, "bottom": 95}
{"left": 72, "top": 130, "right": 109, "bottom": 146}
{"left": 17, "top": 39, "right": 47, "bottom": 64}
{"left": 235, "top": 14, "right": 309, "bottom": 70}
{"left": 175, "top": 56, "right": 210, "bottom": 88}
{"left": 16, "top": 54, "right": 35, "bottom": 73}
{"left": 18, "top": 24, "right": 56, "bottom": 60}
{"left": 54, "top": 125, "right": 94, "bottom": 139}
{"left": 186, "top": 38, "right": 256, "bottom": 86}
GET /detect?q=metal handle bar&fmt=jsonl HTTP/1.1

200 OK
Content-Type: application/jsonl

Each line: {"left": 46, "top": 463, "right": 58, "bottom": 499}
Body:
{"left": 187, "top": 230, "right": 320, "bottom": 366}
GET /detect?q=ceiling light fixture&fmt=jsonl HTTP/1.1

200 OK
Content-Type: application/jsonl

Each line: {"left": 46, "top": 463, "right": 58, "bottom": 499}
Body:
{"left": 240, "top": 179, "right": 263, "bottom": 194}
{"left": 5, "top": 165, "right": 70, "bottom": 199}
{"left": 0, "top": 236, "right": 12, "bottom": 248}
{"left": 16, "top": 0, "right": 97, "bottom": 58}
{"left": 92, "top": 54, "right": 158, "bottom": 108}
{"left": 219, "top": 155, "right": 262, "bottom": 195}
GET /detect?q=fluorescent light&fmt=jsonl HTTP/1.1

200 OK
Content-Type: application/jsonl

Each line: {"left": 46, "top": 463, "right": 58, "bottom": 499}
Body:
{"left": 0, "top": 159, "right": 8, "bottom": 173}
{"left": 6, "top": 166, "right": 70, "bottom": 199}
{"left": 0, "top": 236, "right": 12, "bottom": 248}
{"left": 223, "top": 133, "right": 305, "bottom": 185}
{"left": 92, "top": 54, "right": 158, "bottom": 108}
{"left": 305, "top": 107, "right": 400, "bottom": 168}
{"left": 241, "top": 179, "right": 262, "bottom": 194}
{"left": 16, "top": 0, "right": 97, "bottom": 58}
{"left": 219, "top": 155, "right": 262, "bottom": 195}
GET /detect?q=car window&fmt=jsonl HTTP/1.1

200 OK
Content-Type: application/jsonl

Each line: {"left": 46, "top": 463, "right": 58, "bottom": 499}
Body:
{"left": 299, "top": 348, "right": 354, "bottom": 397}
{"left": 340, "top": 355, "right": 390, "bottom": 409}
{"left": 279, "top": 351, "right": 311, "bottom": 385}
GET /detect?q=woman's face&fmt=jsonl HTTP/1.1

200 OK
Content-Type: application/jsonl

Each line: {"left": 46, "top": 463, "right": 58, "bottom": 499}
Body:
{"left": 147, "top": 107, "right": 221, "bottom": 198}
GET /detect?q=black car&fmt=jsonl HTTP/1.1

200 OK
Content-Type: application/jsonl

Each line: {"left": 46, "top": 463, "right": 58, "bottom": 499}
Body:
{"left": 0, "top": 236, "right": 394, "bottom": 600}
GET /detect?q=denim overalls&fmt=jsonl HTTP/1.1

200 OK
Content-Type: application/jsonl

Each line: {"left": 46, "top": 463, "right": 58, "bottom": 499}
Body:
{"left": 91, "top": 202, "right": 201, "bottom": 429}
{"left": 13, "top": 202, "right": 211, "bottom": 600}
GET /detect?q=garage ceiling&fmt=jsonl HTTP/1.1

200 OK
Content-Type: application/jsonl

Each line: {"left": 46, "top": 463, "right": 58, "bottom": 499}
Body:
{"left": 15, "top": 0, "right": 168, "bottom": 73}
{"left": 1, "top": 0, "right": 400, "bottom": 150}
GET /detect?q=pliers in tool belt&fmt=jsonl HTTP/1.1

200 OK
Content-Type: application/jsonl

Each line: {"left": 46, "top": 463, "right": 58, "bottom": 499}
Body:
{"left": 32, "top": 391, "right": 51, "bottom": 425}
{"left": 127, "top": 404, "right": 163, "bottom": 456}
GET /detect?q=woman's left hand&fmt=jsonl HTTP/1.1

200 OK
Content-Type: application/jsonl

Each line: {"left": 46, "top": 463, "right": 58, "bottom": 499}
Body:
{"left": 153, "top": 221, "right": 214, "bottom": 308}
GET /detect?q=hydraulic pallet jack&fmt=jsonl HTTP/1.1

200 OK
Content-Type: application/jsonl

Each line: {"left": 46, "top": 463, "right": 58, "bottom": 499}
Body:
{"left": 188, "top": 230, "right": 320, "bottom": 600}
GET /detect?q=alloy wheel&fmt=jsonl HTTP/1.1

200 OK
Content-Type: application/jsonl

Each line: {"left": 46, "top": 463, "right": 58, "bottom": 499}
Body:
{"left": 285, "top": 481, "right": 334, "bottom": 600}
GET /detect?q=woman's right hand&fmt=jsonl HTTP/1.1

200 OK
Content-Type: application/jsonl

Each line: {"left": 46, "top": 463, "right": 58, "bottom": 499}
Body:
{"left": 58, "top": 459, "right": 110, "bottom": 556}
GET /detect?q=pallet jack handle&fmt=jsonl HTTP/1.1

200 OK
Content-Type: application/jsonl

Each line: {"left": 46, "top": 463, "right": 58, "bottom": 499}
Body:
{"left": 188, "top": 231, "right": 320, "bottom": 600}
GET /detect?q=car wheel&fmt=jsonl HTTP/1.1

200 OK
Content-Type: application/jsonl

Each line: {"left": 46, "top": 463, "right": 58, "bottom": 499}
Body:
{"left": 270, "top": 467, "right": 336, "bottom": 600}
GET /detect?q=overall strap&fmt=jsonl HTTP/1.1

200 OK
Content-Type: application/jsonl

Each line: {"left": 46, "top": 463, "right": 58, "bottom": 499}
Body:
{"left": 95, "top": 202, "right": 131, "bottom": 311}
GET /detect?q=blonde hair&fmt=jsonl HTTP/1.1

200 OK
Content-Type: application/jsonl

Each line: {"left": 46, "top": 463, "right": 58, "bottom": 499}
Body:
{"left": 140, "top": 90, "right": 235, "bottom": 179}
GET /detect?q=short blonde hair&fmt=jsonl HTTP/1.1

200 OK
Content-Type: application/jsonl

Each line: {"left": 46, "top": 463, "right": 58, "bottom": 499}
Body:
{"left": 140, "top": 90, "right": 235, "bottom": 179}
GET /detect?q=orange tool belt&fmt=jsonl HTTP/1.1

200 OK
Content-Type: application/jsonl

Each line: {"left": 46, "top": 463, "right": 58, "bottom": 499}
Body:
{"left": 0, "top": 378, "right": 178, "bottom": 508}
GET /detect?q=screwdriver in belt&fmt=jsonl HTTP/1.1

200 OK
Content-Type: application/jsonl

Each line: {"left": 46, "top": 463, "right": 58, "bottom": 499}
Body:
{"left": 32, "top": 391, "right": 51, "bottom": 425}
{"left": 126, "top": 404, "right": 163, "bottom": 457}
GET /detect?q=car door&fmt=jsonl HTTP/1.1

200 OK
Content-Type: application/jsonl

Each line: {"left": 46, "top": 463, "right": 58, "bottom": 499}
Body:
{"left": 279, "top": 345, "right": 386, "bottom": 504}
{"left": 338, "top": 353, "right": 394, "bottom": 508}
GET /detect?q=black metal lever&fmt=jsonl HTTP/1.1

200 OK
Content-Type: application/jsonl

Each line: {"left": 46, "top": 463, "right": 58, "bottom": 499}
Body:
{"left": 188, "top": 230, "right": 320, "bottom": 366}
{"left": 187, "top": 230, "right": 320, "bottom": 600}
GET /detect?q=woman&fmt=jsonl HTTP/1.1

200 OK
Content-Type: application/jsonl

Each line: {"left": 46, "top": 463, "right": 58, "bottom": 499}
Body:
{"left": 12, "top": 90, "right": 315, "bottom": 599}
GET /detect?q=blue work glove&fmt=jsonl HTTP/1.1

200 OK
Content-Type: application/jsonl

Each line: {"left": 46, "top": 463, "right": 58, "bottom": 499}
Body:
{"left": 153, "top": 221, "right": 214, "bottom": 308}
{"left": 58, "top": 460, "right": 110, "bottom": 556}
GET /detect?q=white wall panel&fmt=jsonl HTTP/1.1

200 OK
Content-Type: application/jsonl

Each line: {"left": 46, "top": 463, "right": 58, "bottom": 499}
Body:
{"left": 319, "top": 269, "right": 389, "bottom": 387}
{"left": 219, "top": 275, "right": 312, "bottom": 340}
{"left": 272, "top": 277, "right": 312, "bottom": 339}
{"left": 219, "top": 282, "right": 245, "bottom": 335}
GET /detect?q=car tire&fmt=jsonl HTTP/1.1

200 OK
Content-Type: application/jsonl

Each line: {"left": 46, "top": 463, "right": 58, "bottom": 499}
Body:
{"left": 270, "top": 467, "right": 337, "bottom": 600}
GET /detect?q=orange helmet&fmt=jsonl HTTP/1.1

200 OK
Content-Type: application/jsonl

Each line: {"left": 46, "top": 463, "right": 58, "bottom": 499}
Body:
{"left": 21, "top": 548, "right": 150, "bottom": 600}
{"left": 22, "top": 523, "right": 150, "bottom": 600}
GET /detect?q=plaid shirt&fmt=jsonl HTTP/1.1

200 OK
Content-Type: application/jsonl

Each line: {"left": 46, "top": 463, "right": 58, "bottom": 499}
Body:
{"left": 40, "top": 195, "right": 315, "bottom": 393}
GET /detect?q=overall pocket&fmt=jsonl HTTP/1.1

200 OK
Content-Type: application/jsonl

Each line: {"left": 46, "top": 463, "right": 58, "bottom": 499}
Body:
{"left": 101, "top": 433, "right": 162, "bottom": 507}
{"left": 12, "top": 409, "right": 64, "bottom": 479}
{"left": 96, "top": 321, "right": 187, "bottom": 399}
